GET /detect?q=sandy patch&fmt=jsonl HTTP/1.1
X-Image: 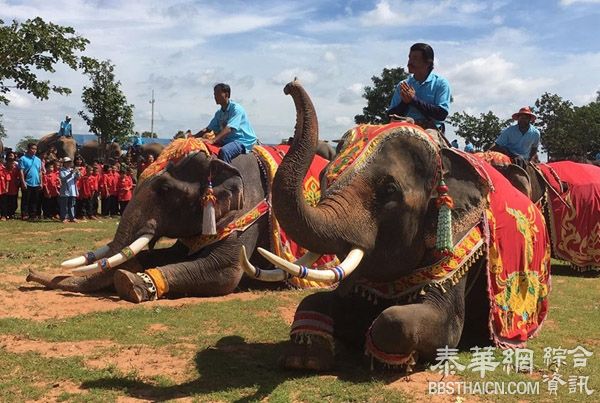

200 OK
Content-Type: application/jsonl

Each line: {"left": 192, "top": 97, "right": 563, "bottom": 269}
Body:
{"left": 0, "top": 285, "right": 262, "bottom": 321}
{"left": 0, "top": 334, "right": 195, "bottom": 383}
{"left": 385, "top": 371, "right": 480, "bottom": 402}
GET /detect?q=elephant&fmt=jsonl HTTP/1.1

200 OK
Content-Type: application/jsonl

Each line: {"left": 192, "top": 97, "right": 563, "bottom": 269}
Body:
{"left": 79, "top": 140, "right": 121, "bottom": 164}
{"left": 37, "top": 133, "right": 77, "bottom": 160}
{"left": 248, "top": 81, "right": 550, "bottom": 371}
{"left": 283, "top": 137, "right": 336, "bottom": 161}
{"left": 26, "top": 137, "right": 334, "bottom": 302}
{"left": 128, "top": 142, "right": 165, "bottom": 164}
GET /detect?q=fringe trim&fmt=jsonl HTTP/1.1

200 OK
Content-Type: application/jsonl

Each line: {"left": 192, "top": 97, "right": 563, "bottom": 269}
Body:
{"left": 364, "top": 329, "right": 417, "bottom": 371}
{"left": 290, "top": 332, "right": 335, "bottom": 354}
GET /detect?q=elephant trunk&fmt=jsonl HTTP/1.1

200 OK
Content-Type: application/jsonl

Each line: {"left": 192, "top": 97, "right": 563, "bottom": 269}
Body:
{"left": 273, "top": 81, "right": 368, "bottom": 255}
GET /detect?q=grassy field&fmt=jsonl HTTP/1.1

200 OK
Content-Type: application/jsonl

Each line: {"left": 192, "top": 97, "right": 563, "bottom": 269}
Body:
{"left": 0, "top": 218, "right": 599, "bottom": 402}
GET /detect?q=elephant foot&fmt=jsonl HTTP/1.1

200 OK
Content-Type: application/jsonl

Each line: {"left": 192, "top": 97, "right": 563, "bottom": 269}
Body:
{"left": 113, "top": 269, "right": 154, "bottom": 303}
{"left": 280, "top": 336, "right": 334, "bottom": 371}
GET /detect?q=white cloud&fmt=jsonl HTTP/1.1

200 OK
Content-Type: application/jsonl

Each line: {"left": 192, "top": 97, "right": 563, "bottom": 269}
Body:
{"left": 560, "top": 0, "right": 600, "bottom": 5}
{"left": 4, "top": 91, "right": 33, "bottom": 109}
{"left": 272, "top": 69, "right": 317, "bottom": 85}
{"left": 338, "top": 83, "right": 364, "bottom": 105}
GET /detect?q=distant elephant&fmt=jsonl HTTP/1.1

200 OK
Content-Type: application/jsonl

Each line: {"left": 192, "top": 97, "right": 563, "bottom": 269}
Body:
{"left": 128, "top": 142, "right": 165, "bottom": 163}
{"left": 283, "top": 137, "right": 336, "bottom": 161}
{"left": 0, "top": 138, "right": 3, "bottom": 157}
{"left": 79, "top": 140, "right": 121, "bottom": 163}
{"left": 473, "top": 152, "right": 600, "bottom": 271}
{"left": 37, "top": 133, "right": 77, "bottom": 160}
{"left": 27, "top": 138, "right": 333, "bottom": 302}
{"left": 250, "top": 81, "right": 550, "bottom": 370}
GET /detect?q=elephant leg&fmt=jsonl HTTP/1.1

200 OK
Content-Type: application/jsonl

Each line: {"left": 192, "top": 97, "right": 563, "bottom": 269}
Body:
{"left": 283, "top": 290, "right": 385, "bottom": 371}
{"left": 26, "top": 270, "right": 115, "bottom": 293}
{"left": 367, "top": 283, "right": 467, "bottom": 366}
{"left": 114, "top": 227, "right": 260, "bottom": 303}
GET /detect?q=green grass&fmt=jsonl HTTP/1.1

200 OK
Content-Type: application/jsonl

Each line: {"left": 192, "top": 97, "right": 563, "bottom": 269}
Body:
{"left": 0, "top": 219, "right": 599, "bottom": 401}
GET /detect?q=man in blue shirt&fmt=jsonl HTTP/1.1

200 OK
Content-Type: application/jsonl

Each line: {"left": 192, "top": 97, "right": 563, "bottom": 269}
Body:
{"left": 58, "top": 115, "right": 72, "bottom": 137}
{"left": 19, "top": 143, "right": 43, "bottom": 220}
{"left": 493, "top": 106, "right": 540, "bottom": 164}
{"left": 464, "top": 141, "right": 475, "bottom": 153}
{"left": 194, "top": 83, "right": 257, "bottom": 163}
{"left": 388, "top": 43, "right": 451, "bottom": 133}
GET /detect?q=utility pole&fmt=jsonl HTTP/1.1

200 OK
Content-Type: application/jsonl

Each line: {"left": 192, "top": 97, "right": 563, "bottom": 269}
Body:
{"left": 149, "top": 89, "right": 155, "bottom": 137}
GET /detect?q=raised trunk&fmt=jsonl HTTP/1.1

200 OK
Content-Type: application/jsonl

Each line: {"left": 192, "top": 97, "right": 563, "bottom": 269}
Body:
{"left": 272, "top": 82, "right": 356, "bottom": 255}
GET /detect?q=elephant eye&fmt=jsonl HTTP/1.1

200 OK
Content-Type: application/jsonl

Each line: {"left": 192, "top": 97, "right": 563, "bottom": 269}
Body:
{"left": 376, "top": 177, "right": 401, "bottom": 202}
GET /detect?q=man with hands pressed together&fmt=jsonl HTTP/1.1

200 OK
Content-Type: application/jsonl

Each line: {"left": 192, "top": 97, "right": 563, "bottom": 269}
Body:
{"left": 195, "top": 83, "right": 257, "bottom": 163}
{"left": 388, "top": 43, "right": 451, "bottom": 133}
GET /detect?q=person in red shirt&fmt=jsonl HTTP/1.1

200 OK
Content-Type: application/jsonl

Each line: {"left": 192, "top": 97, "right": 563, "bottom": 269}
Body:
{"left": 5, "top": 159, "right": 20, "bottom": 219}
{"left": 117, "top": 167, "right": 134, "bottom": 214}
{"left": 137, "top": 153, "right": 155, "bottom": 179}
{"left": 41, "top": 162, "right": 61, "bottom": 219}
{"left": 108, "top": 165, "right": 120, "bottom": 216}
{"left": 78, "top": 165, "right": 98, "bottom": 220}
{"left": 91, "top": 164, "right": 101, "bottom": 218}
{"left": 98, "top": 164, "right": 110, "bottom": 217}
{"left": 0, "top": 160, "right": 8, "bottom": 220}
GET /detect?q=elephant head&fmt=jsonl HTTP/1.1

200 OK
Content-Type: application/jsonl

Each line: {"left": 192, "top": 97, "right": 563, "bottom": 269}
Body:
{"left": 258, "top": 81, "right": 489, "bottom": 284}
{"left": 61, "top": 141, "right": 245, "bottom": 275}
{"left": 37, "top": 133, "right": 76, "bottom": 160}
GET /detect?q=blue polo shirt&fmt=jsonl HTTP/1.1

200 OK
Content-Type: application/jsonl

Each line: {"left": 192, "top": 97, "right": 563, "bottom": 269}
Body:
{"left": 207, "top": 101, "right": 257, "bottom": 152}
{"left": 19, "top": 154, "right": 42, "bottom": 187}
{"left": 389, "top": 71, "right": 451, "bottom": 128}
{"left": 495, "top": 124, "right": 540, "bottom": 159}
{"left": 59, "top": 120, "right": 72, "bottom": 136}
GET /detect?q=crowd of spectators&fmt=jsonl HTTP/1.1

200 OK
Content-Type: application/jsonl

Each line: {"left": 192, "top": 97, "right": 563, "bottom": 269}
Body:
{"left": 0, "top": 144, "right": 145, "bottom": 223}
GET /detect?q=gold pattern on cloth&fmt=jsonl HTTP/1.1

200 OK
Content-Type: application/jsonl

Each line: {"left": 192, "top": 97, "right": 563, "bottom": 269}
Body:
{"left": 139, "top": 138, "right": 211, "bottom": 183}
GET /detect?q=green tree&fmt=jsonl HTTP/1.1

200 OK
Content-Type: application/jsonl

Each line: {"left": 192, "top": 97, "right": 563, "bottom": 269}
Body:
{"left": 534, "top": 93, "right": 575, "bottom": 160}
{"left": 447, "top": 111, "right": 511, "bottom": 151}
{"left": 354, "top": 67, "right": 408, "bottom": 124}
{"left": 596, "top": 89, "right": 600, "bottom": 103}
{"left": 0, "top": 18, "right": 90, "bottom": 105}
{"left": 79, "top": 58, "right": 134, "bottom": 161}
{"left": 141, "top": 130, "right": 157, "bottom": 138}
{"left": 15, "top": 135, "right": 39, "bottom": 153}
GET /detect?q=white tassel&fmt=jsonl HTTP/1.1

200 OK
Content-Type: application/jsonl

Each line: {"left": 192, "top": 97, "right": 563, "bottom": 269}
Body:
{"left": 202, "top": 180, "right": 217, "bottom": 236}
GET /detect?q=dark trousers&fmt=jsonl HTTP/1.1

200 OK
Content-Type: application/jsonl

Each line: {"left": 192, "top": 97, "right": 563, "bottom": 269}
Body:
{"left": 42, "top": 196, "right": 59, "bottom": 218}
{"left": 79, "top": 198, "right": 93, "bottom": 218}
{"left": 119, "top": 200, "right": 129, "bottom": 215}
{"left": 6, "top": 195, "right": 18, "bottom": 217}
{"left": 0, "top": 194, "right": 7, "bottom": 217}
{"left": 108, "top": 195, "right": 119, "bottom": 215}
{"left": 21, "top": 186, "right": 41, "bottom": 218}
{"left": 92, "top": 192, "right": 99, "bottom": 216}
{"left": 101, "top": 197, "right": 109, "bottom": 216}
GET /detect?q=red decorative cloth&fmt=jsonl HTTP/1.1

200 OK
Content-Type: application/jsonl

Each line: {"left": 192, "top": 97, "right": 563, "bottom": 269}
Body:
{"left": 479, "top": 159, "right": 551, "bottom": 347}
{"left": 537, "top": 161, "right": 600, "bottom": 269}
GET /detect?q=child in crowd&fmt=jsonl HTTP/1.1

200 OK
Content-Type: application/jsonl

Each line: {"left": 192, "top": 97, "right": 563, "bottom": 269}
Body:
{"left": 42, "top": 162, "right": 60, "bottom": 219}
{"left": 117, "top": 167, "right": 134, "bottom": 214}
{"left": 59, "top": 157, "right": 81, "bottom": 223}
{"left": 78, "top": 165, "right": 98, "bottom": 220}
{"left": 99, "top": 164, "right": 110, "bottom": 217}
{"left": 91, "top": 164, "right": 101, "bottom": 217}
{"left": 0, "top": 159, "right": 7, "bottom": 220}
{"left": 108, "top": 165, "right": 120, "bottom": 216}
{"left": 5, "top": 159, "right": 20, "bottom": 219}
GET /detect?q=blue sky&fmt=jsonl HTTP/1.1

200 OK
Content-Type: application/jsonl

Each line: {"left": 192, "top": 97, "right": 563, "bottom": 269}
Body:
{"left": 2, "top": 0, "right": 600, "bottom": 149}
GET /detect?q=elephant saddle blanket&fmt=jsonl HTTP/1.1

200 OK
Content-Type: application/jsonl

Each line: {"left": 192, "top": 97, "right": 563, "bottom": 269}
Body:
{"left": 140, "top": 138, "right": 338, "bottom": 289}
{"left": 464, "top": 152, "right": 551, "bottom": 348}
{"left": 537, "top": 161, "right": 600, "bottom": 270}
{"left": 322, "top": 123, "right": 550, "bottom": 348}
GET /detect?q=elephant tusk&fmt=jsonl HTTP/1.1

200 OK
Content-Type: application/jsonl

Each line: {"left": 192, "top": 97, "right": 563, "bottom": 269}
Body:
{"left": 61, "top": 245, "right": 111, "bottom": 268}
{"left": 257, "top": 247, "right": 364, "bottom": 283}
{"left": 239, "top": 247, "right": 322, "bottom": 282}
{"left": 71, "top": 235, "right": 152, "bottom": 276}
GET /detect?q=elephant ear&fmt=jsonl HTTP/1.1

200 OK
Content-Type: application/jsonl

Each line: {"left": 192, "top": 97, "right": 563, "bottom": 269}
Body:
{"left": 208, "top": 159, "right": 244, "bottom": 212}
{"left": 439, "top": 148, "right": 490, "bottom": 224}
